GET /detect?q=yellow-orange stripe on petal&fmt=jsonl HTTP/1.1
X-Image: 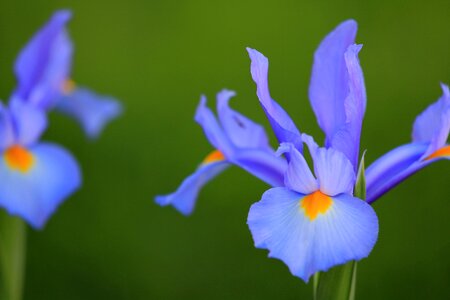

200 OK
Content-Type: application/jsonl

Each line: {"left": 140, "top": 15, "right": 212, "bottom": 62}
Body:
{"left": 202, "top": 150, "right": 225, "bottom": 165}
{"left": 4, "top": 145, "right": 35, "bottom": 173}
{"left": 425, "top": 145, "right": 450, "bottom": 161}
{"left": 301, "top": 191, "right": 333, "bottom": 221}
{"left": 61, "top": 78, "right": 76, "bottom": 95}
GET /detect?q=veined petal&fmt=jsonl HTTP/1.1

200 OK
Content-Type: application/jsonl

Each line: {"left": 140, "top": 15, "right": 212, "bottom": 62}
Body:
{"left": 0, "top": 103, "right": 15, "bottom": 151}
{"left": 9, "top": 101, "right": 47, "bottom": 146}
{"left": 0, "top": 142, "right": 81, "bottom": 229}
{"left": 155, "top": 157, "right": 229, "bottom": 215}
{"left": 13, "top": 10, "right": 73, "bottom": 109}
{"left": 314, "top": 147, "right": 355, "bottom": 196}
{"left": 309, "top": 20, "right": 357, "bottom": 145}
{"left": 195, "top": 96, "right": 235, "bottom": 157}
{"left": 56, "top": 87, "right": 123, "bottom": 139}
{"left": 247, "top": 188, "right": 378, "bottom": 282}
{"left": 216, "top": 89, "right": 271, "bottom": 150}
{"left": 231, "top": 148, "right": 287, "bottom": 187}
{"left": 276, "top": 143, "right": 317, "bottom": 194}
{"left": 247, "top": 48, "right": 303, "bottom": 153}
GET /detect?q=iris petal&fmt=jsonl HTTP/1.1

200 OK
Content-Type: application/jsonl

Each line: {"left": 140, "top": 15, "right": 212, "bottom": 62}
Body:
{"left": 155, "top": 159, "right": 229, "bottom": 215}
{"left": 0, "top": 104, "right": 15, "bottom": 151}
{"left": 9, "top": 101, "right": 47, "bottom": 146}
{"left": 247, "top": 48, "right": 303, "bottom": 153}
{"left": 248, "top": 188, "right": 378, "bottom": 282}
{"left": 13, "top": 10, "right": 72, "bottom": 109}
{"left": 0, "top": 143, "right": 81, "bottom": 229}
{"left": 56, "top": 87, "right": 123, "bottom": 139}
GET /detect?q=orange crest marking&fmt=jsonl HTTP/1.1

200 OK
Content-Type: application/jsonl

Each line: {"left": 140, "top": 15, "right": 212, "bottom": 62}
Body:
{"left": 425, "top": 145, "right": 450, "bottom": 161}
{"left": 202, "top": 150, "right": 225, "bottom": 165}
{"left": 61, "top": 78, "right": 76, "bottom": 95}
{"left": 4, "top": 145, "right": 35, "bottom": 173}
{"left": 301, "top": 191, "right": 333, "bottom": 221}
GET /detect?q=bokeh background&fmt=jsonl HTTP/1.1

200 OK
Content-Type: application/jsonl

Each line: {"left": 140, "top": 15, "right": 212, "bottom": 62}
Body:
{"left": 0, "top": 0, "right": 449, "bottom": 299}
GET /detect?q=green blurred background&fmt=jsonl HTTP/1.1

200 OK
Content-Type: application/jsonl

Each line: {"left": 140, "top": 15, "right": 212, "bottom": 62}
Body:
{"left": 0, "top": 0, "right": 449, "bottom": 299}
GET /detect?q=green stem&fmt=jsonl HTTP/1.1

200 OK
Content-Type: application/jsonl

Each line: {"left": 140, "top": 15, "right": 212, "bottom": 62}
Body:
{"left": 0, "top": 212, "right": 26, "bottom": 300}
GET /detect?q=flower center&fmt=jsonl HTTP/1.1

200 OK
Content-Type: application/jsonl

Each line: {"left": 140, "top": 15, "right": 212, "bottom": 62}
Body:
{"left": 425, "top": 145, "right": 450, "bottom": 160}
{"left": 4, "top": 145, "right": 35, "bottom": 173}
{"left": 202, "top": 150, "right": 225, "bottom": 165}
{"left": 301, "top": 191, "right": 333, "bottom": 221}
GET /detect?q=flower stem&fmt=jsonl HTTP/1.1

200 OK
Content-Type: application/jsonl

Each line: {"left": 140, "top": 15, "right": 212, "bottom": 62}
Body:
{"left": 0, "top": 212, "right": 26, "bottom": 300}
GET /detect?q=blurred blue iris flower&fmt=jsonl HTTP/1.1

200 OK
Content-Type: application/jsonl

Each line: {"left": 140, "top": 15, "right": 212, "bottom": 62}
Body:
{"left": 11, "top": 10, "right": 122, "bottom": 139}
{"left": 0, "top": 10, "right": 121, "bottom": 228}
{"left": 156, "top": 90, "right": 286, "bottom": 215}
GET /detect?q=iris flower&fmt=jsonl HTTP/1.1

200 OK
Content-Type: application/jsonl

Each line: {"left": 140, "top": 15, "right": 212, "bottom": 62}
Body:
{"left": 11, "top": 10, "right": 122, "bottom": 139}
{"left": 156, "top": 90, "right": 286, "bottom": 215}
{"left": 0, "top": 101, "right": 80, "bottom": 229}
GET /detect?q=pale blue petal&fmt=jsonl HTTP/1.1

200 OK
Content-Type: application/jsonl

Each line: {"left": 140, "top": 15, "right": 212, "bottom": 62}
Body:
{"left": 216, "top": 89, "right": 271, "bottom": 150}
{"left": 0, "top": 143, "right": 81, "bottom": 229}
{"left": 276, "top": 143, "right": 317, "bottom": 194}
{"left": 56, "top": 87, "right": 122, "bottom": 139}
{"left": 313, "top": 147, "right": 355, "bottom": 196}
{"left": 248, "top": 188, "right": 378, "bottom": 282}
{"left": 155, "top": 160, "right": 229, "bottom": 215}
{"left": 0, "top": 103, "right": 15, "bottom": 151}
{"left": 247, "top": 48, "right": 303, "bottom": 153}
{"left": 9, "top": 101, "right": 47, "bottom": 146}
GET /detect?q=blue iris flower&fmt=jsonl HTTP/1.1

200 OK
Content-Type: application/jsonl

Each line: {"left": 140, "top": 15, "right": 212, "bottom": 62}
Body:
{"left": 11, "top": 10, "right": 122, "bottom": 139}
{"left": 156, "top": 90, "right": 287, "bottom": 215}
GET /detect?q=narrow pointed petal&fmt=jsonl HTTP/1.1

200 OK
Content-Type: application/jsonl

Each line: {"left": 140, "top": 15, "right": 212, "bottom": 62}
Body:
{"left": 248, "top": 188, "right": 378, "bottom": 282}
{"left": 276, "top": 143, "right": 317, "bottom": 194}
{"left": 155, "top": 159, "right": 229, "bottom": 215}
{"left": 313, "top": 147, "right": 355, "bottom": 196}
{"left": 13, "top": 10, "right": 72, "bottom": 109}
{"left": 0, "top": 104, "right": 15, "bottom": 150}
{"left": 56, "top": 87, "right": 122, "bottom": 139}
{"left": 216, "top": 89, "right": 271, "bottom": 150}
{"left": 0, "top": 143, "right": 81, "bottom": 229}
{"left": 247, "top": 48, "right": 303, "bottom": 153}
{"left": 232, "top": 148, "right": 287, "bottom": 187}
{"left": 195, "top": 96, "right": 235, "bottom": 157}
{"left": 9, "top": 101, "right": 47, "bottom": 146}
{"left": 309, "top": 20, "right": 357, "bottom": 143}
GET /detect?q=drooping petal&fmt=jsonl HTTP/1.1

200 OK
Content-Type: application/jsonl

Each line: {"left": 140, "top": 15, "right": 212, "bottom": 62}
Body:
{"left": 231, "top": 148, "right": 287, "bottom": 187}
{"left": 195, "top": 96, "right": 235, "bottom": 157}
{"left": 412, "top": 84, "right": 450, "bottom": 155}
{"left": 56, "top": 87, "right": 123, "bottom": 139}
{"left": 155, "top": 157, "right": 229, "bottom": 215}
{"left": 247, "top": 48, "right": 303, "bottom": 153}
{"left": 216, "top": 89, "right": 271, "bottom": 150}
{"left": 275, "top": 143, "right": 317, "bottom": 194}
{"left": 248, "top": 188, "right": 378, "bottom": 282}
{"left": 0, "top": 103, "right": 15, "bottom": 151}
{"left": 13, "top": 10, "right": 73, "bottom": 109}
{"left": 0, "top": 142, "right": 81, "bottom": 229}
{"left": 313, "top": 147, "right": 355, "bottom": 196}
{"left": 9, "top": 101, "right": 47, "bottom": 146}
{"left": 329, "top": 44, "right": 366, "bottom": 168}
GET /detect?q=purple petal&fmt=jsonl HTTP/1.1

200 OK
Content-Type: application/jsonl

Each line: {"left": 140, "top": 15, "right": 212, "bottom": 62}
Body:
{"left": 9, "top": 101, "right": 47, "bottom": 147}
{"left": 0, "top": 103, "right": 15, "bottom": 151}
{"left": 313, "top": 147, "right": 355, "bottom": 196}
{"left": 216, "top": 89, "right": 271, "bottom": 150}
{"left": 247, "top": 187, "right": 378, "bottom": 282}
{"left": 0, "top": 142, "right": 81, "bottom": 229}
{"left": 247, "top": 48, "right": 303, "bottom": 153}
{"left": 155, "top": 159, "right": 229, "bottom": 215}
{"left": 56, "top": 87, "right": 123, "bottom": 139}
{"left": 276, "top": 143, "right": 317, "bottom": 194}
{"left": 13, "top": 10, "right": 72, "bottom": 109}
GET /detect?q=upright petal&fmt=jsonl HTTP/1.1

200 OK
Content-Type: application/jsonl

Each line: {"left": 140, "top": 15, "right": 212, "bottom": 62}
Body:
{"left": 195, "top": 96, "right": 235, "bottom": 157}
{"left": 216, "top": 89, "right": 271, "bottom": 150}
{"left": 0, "top": 142, "right": 81, "bottom": 229}
{"left": 247, "top": 48, "right": 303, "bottom": 153}
{"left": 9, "top": 101, "right": 47, "bottom": 146}
{"left": 56, "top": 87, "right": 123, "bottom": 139}
{"left": 155, "top": 157, "right": 229, "bottom": 215}
{"left": 309, "top": 20, "right": 357, "bottom": 141}
{"left": 13, "top": 10, "right": 72, "bottom": 109}
{"left": 313, "top": 147, "right": 355, "bottom": 196}
{"left": 0, "top": 103, "right": 15, "bottom": 151}
{"left": 276, "top": 143, "right": 317, "bottom": 194}
{"left": 248, "top": 188, "right": 378, "bottom": 282}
